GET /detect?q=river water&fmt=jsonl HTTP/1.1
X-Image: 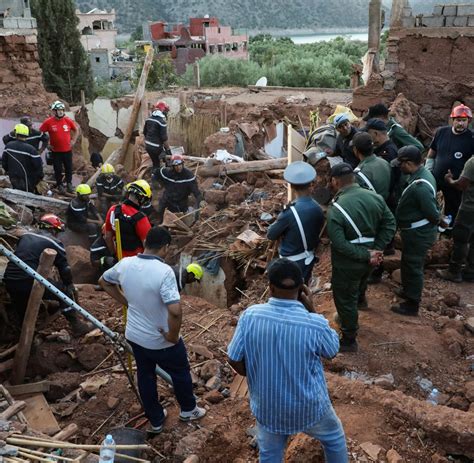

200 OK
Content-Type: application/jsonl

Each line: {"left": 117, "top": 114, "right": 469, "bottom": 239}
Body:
{"left": 289, "top": 32, "right": 368, "bottom": 44}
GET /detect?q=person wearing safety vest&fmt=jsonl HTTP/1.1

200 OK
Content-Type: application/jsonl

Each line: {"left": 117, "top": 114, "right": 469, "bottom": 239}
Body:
{"left": 267, "top": 161, "right": 324, "bottom": 284}
{"left": 327, "top": 163, "right": 395, "bottom": 352}
{"left": 173, "top": 262, "right": 204, "bottom": 293}
{"left": 66, "top": 184, "right": 102, "bottom": 243}
{"left": 95, "top": 163, "right": 124, "bottom": 216}
{"left": 391, "top": 146, "right": 441, "bottom": 317}
{"left": 2, "top": 123, "right": 43, "bottom": 193}
{"left": 155, "top": 154, "right": 203, "bottom": 224}
{"left": 104, "top": 180, "right": 152, "bottom": 258}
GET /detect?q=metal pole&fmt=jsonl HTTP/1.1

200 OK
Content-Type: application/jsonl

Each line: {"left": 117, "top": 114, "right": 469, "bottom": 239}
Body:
{"left": 0, "top": 244, "right": 173, "bottom": 385}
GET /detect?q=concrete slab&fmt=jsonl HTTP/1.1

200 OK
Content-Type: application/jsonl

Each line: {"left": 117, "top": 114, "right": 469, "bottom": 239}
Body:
{"left": 86, "top": 98, "right": 117, "bottom": 138}
{"left": 443, "top": 5, "right": 457, "bottom": 16}
{"left": 101, "top": 136, "right": 123, "bottom": 159}
{"left": 453, "top": 16, "right": 468, "bottom": 27}
{"left": 117, "top": 105, "right": 134, "bottom": 134}
{"left": 458, "top": 5, "right": 474, "bottom": 16}
{"left": 421, "top": 15, "right": 445, "bottom": 27}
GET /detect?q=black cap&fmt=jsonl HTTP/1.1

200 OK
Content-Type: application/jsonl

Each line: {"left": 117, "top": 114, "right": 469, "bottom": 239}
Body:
{"left": 351, "top": 132, "right": 374, "bottom": 153}
{"left": 397, "top": 145, "right": 422, "bottom": 163}
{"left": 267, "top": 258, "right": 303, "bottom": 290}
{"left": 331, "top": 162, "right": 354, "bottom": 177}
{"left": 365, "top": 118, "right": 387, "bottom": 132}
{"left": 363, "top": 103, "right": 389, "bottom": 121}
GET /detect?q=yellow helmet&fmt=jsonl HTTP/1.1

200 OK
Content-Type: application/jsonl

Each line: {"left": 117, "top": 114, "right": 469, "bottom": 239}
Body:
{"left": 186, "top": 263, "right": 204, "bottom": 280}
{"left": 127, "top": 180, "right": 152, "bottom": 199}
{"left": 76, "top": 183, "right": 92, "bottom": 195}
{"left": 14, "top": 123, "right": 29, "bottom": 137}
{"left": 101, "top": 163, "right": 115, "bottom": 174}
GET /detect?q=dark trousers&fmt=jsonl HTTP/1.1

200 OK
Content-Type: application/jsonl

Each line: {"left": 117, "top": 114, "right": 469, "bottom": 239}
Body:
{"left": 68, "top": 222, "right": 100, "bottom": 243}
{"left": 441, "top": 186, "right": 462, "bottom": 222}
{"left": 129, "top": 339, "right": 196, "bottom": 427}
{"left": 294, "top": 257, "right": 317, "bottom": 285}
{"left": 145, "top": 145, "right": 164, "bottom": 171}
{"left": 400, "top": 226, "right": 437, "bottom": 302}
{"left": 332, "top": 264, "right": 371, "bottom": 339}
{"left": 156, "top": 198, "right": 188, "bottom": 224}
{"left": 10, "top": 176, "right": 38, "bottom": 194}
{"left": 52, "top": 151, "right": 73, "bottom": 186}
{"left": 5, "top": 278, "right": 69, "bottom": 323}
{"left": 450, "top": 209, "right": 474, "bottom": 275}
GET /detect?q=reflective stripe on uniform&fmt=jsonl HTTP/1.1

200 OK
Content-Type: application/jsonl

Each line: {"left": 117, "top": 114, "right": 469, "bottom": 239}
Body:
{"left": 145, "top": 140, "right": 163, "bottom": 148}
{"left": 332, "top": 202, "right": 375, "bottom": 245}
{"left": 145, "top": 118, "right": 167, "bottom": 127}
{"left": 24, "top": 232, "right": 66, "bottom": 253}
{"left": 400, "top": 218, "right": 430, "bottom": 230}
{"left": 401, "top": 178, "right": 436, "bottom": 198}
{"left": 159, "top": 167, "right": 196, "bottom": 183}
{"left": 6, "top": 148, "right": 41, "bottom": 159}
{"left": 285, "top": 206, "right": 315, "bottom": 265}
{"left": 354, "top": 168, "right": 376, "bottom": 191}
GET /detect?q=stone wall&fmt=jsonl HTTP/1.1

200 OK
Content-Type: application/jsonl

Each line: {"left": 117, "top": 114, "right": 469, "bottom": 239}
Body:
{"left": 402, "top": 3, "right": 474, "bottom": 28}
{"left": 0, "top": 31, "right": 55, "bottom": 118}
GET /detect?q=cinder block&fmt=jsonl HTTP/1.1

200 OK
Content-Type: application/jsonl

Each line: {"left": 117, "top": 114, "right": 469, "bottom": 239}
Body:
{"left": 468, "top": 16, "right": 474, "bottom": 27}
{"left": 458, "top": 5, "right": 474, "bottom": 16}
{"left": 433, "top": 5, "right": 443, "bottom": 16}
{"left": 444, "top": 16, "right": 456, "bottom": 27}
{"left": 421, "top": 15, "right": 445, "bottom": 27}
{"left": 453, "top": 16, "right": 468, "bottom": 27}
{"left": 443, "top": 5, "right": 457, "bottom": 16}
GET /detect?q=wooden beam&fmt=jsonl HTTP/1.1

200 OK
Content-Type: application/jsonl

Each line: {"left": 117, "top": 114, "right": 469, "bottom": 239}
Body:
{"left": 0, "top": 344, "right": 18, "bottom": 360}
{"left": 0, "top": 189, "right": 68, "bottom": 213}
{"left": 0, "top": 384, "right": 28, "bottom": 424}
{"left": 6, "top": 381, "right": 50, "bottom": 396}
{"left": 52, "top": 423, "right": 78, "bottom": 441}
{"left": 0, "top": 359, "right": 14, "bottom": 373}
{"left": 199, "top": 157, "right": 288, "bottom": 178}
{"left": 10, "top": 249, "right": 57, "bottom": 385}
{"left": 118, "top": 47, "right": 155, "bottom": 165}
{"left": 0, "top": 401, "right": 26, "bottom": 420}
{"left": 287, "top": 124, "right": 295, "bottom": 202}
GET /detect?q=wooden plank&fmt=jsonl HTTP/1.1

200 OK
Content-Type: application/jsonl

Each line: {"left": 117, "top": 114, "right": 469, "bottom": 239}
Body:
{"left": 5, "top": 381, "right": 50, "bottom": 396}
{"left": 11, "top": 249, "right": 57, "bottom": 385}
{"left": 287, "top": 124, "right": 295, "bottom": 202}
{"left": 247, "top": 84, "right": 352, "bottom": 93}
{"left": 118, "top": 47, "right": 155, "bottom": 165}
{"left": 18, "top": 393, "right": 60, "bottom": 435}
{"left": 52, "top": 423, "right": 78, "bottom": 441}
{"left": 0, "top": 401, "right": 26, "bottom": 420}
{"left": 0, "top": 359, "right": 13, "bottom": 373}
{"left": 0, "top": 344, "right": 18, "bottom": 360}
{"left": 0, "top": 385, "right": 27, "bottom": 424}
{"left": 0, "top": 189, "right": 68, "bottom": 212}
{"left": 199, "top": 157, "right": 288, "bottom": 178}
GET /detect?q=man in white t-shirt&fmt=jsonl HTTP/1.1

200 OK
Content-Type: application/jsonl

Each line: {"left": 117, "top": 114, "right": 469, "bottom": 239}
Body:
{"left": 99, "top": 227, "right": 206, "bottom": 433}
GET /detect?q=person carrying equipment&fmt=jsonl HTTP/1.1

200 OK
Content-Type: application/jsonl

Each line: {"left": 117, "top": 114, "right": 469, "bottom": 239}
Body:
{"left": 66, "top": 184, "right": 102, "bottom": 243}
{"left": 143, "top": 101, "right": 172, "bottom": 176}
{"left": 155, "top": 154, "right": 203, "bottom": 224}
{"left": 104, "top": 180, "right": 152, "bottom": 258}
{"left": 95, "top": 163, "right": 124, "bottom": 216}
{"left": 3, "top": 214, "right": 93, "bottom": 336}
{"left": 267, "top": 161, "right": 324, "bottom": 284}
{"left": 2, "top": 123, "right": 43, "bottom": 193}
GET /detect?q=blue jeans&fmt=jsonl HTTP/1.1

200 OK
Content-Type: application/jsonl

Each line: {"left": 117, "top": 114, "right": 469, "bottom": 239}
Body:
{"left": 129, "top": 339, "right": 196, "bottom": 427}
{"left": 257, "top": 405, "right": 348, "bottom": 463}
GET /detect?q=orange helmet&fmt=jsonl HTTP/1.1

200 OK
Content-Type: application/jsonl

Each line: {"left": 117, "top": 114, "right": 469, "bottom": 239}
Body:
{"left": 39, "top": 214, "right": 65, "bottom": 231}
{"left": 171, "top": 153, "right": 184, "bottom": 165}
{"left": 450, "top": 104, "right": 472, "bottom": 120}
{"left": 154, "top": 101, "right": 170, "bottom": 113}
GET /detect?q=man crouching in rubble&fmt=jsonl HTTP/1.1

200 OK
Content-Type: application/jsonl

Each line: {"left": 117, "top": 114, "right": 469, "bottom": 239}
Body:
{"left": 228, "top": 258, "right": 348, "bottom": 463}
{"left": 99, "top": 227, "right": 206, "bottom": 433}
{"left": 267, "top": 161, "right": 324, "bottom": 285}
{"left": 3, "top": 214, "right": 93, "bottom": 336}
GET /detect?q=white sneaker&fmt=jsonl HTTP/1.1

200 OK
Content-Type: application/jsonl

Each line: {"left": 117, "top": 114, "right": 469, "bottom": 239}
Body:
{"left": 147, "top": 409, "right": 167, "bottom": 434}
{"left": 179, "top": 406, "right": 206, "bottom": 422}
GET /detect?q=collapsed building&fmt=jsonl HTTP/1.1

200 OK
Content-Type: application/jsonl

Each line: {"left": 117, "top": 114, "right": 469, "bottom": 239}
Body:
{"left": 0, "top": 1, "right": 473, "bottom": 462}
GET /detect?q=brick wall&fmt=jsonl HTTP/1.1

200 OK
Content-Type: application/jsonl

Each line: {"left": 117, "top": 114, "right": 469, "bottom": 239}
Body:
{"left": 0, "top": 31, "right": 55, "bottom": 118}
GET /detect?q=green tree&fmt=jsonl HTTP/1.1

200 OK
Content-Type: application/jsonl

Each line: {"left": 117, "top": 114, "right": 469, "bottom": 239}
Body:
{"left": 130, "top": 25, "right": 143, "bottom": 42}
{"left": 134, "top": 52, "right": 180, "bottom": 90}
{"left": 31, "top": 0, "right": 94, "bottom": 104}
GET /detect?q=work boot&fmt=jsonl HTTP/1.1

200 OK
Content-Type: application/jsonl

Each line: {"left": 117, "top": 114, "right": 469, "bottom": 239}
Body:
{"left": 66, "top": 183, "right": 74, "bottom": 194}
{"left": 57, "top": 184, "right": 65, "bottom": 194}
{"left": 357, "top": 295, "right": 369, "bottom": 311}
{"left": 436, "top": 269, "right": 462, "bottom": 283}
{"left": 339, "top": 335, "right": 358, "bottom": 353}
{"left": 63, "top": 310, "right": 94, "bottom": 337}
{"left": 390, "top": 300, "right": 419, "bottom": 317}
{"left": 393, "top": 287, "right": 409, "bottom": 300}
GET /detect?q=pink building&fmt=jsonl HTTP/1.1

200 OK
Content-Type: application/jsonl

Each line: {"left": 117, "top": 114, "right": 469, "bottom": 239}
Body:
{"left": 148, "top": 16, "right": 248, "bottom": 74}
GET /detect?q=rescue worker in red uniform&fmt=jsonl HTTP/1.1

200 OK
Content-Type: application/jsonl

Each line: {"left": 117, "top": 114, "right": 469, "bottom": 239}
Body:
{"left": 104, "top": 180, "right": 152, "bottom": 258}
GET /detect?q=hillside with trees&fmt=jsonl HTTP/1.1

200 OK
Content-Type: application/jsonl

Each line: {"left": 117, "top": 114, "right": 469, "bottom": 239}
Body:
{"left": 74, "top": 0, "right": 371, "bottom": 33}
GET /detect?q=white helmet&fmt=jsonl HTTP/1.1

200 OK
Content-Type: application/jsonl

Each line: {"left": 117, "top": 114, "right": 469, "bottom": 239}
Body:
{"left": 51, "top": 100, "right": 65, "bottom": 111}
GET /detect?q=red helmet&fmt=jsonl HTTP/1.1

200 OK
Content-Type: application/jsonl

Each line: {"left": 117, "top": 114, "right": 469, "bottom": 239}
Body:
{"left": 154, "top": 101, "right": 170, "bottom": 113}
{"left": 171, "top": 153, "right": 184, "bottom": 165}
{"left": 39, "top": 213, "right": 65, "bottom": 231}
{"left": 450, "top": 104, "right": 472, "bottom": 120}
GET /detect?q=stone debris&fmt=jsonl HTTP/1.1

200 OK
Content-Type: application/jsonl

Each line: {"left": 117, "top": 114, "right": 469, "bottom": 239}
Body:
{"left": 359, "top": 442, "right": 384, "bottom": 461}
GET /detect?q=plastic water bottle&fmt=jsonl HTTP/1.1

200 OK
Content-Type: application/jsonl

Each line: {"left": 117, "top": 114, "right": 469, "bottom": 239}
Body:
{"left": 99, "top": 435, "right": 116, "bottom": 463}
{"left": 427, "top": 388, "right": 439, "bottom": 405}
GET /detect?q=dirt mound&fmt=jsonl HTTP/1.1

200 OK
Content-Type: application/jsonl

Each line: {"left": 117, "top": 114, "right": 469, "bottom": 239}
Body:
{"left": 66, "top": 245, "right": 97, "bottom": 284}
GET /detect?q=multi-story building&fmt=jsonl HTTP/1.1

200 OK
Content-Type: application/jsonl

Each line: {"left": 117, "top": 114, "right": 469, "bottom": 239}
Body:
{"left": 148, "top": 16, "right": 248, "bottom": 74}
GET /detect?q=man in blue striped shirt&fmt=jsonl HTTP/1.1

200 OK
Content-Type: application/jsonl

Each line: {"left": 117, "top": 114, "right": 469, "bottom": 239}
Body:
{"left": 228, "top": 258, "right": 348, "bottom": 463}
